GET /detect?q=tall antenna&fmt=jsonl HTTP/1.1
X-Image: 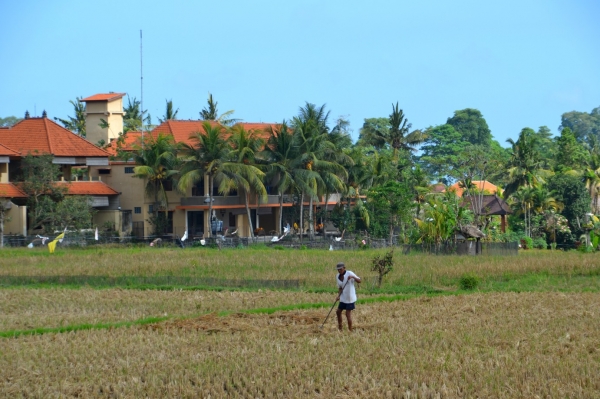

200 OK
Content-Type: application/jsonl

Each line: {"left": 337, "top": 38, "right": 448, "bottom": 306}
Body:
{"left": 140, "top": 29, "right": 144, "bottom": 149}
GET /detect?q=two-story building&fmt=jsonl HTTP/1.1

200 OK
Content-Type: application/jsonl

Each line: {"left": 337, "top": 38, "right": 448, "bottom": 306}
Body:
{"left": 86, "top": 92, "right": 337, "bottom": 239}
{"left": 0, "top": 112, "right": 122, "bottom": 235}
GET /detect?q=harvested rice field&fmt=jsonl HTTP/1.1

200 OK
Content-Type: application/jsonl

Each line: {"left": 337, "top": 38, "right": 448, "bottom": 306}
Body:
{"left": 1, "top": 292, "right": 599, "bottom": 398}
{"left": 0, "top": 289, "right": 336, "bottom": 331}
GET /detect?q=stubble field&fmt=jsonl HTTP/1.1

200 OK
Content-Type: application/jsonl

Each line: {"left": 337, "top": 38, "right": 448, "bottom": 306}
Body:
{"left": 1, "top": 247, "right": 599, "bottom": 397}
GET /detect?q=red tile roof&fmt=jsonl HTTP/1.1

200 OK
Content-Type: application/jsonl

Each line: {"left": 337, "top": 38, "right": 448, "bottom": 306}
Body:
{"left": 81, "top": 93, "right": 126, "bottom": 102}
{"left": 0, "top": 117, "right": 111, "bottom": 157}
{"left": 55, "top": 181, "right": 119, "bottom": 196}
{"left": 446, "top": 180, "right": 501, "bottom": 197}
{"left": 0, "top": 183, "right": 28, "bottom": 198}
{"left": 0, "top": 143, "right": 20, "bottom": 156}
{"left": 152, "top": 120, "right": 274, "bottom": 146}
{"left": 105, "top": 131, "right": 143, "bottom": 156}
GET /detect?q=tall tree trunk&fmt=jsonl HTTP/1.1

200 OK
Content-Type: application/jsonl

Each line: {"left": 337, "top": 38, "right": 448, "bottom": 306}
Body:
{"left": 245, "top": 189, "right": 254, "bottom": 239}
{"left": 279, "top": 192, "right": 284, "bottom": 235}
{"left": 299, "top": 192, "right": 304, "bottom": 243}
{"left": 309, "top": 196, "right": 314, "bottom": 240}
{"left": 389, "top": 214, "right": 394, "bottom": 246}
{"left": 208, "top": 175, "right": 213, "bottom": 238}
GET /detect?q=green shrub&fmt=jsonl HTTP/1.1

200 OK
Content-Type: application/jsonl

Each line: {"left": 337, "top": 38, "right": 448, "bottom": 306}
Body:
{"left": 300, "top": 245, "right": 307, "bottom": 250}
{"left": 520, "top": 236, "right": 534, "bottom": 249}
{"left": 273, "top": 245, "right": 284, "bottom": 250}
{"left": 459, "top": 274, "right": 479, "bottom": 290}
{"left": 532, "top": 237, "right": 548, "bottom": 249}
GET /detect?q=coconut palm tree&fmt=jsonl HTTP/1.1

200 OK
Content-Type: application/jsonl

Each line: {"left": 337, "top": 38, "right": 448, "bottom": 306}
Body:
{"left": 504, "top": 128, "right": 549, "bottom": 197}
{"left": 158, "top": 99, "right": 179, "bottom": 123}
{"left": 292, "top": 103, "right": 348, "bottom": 239}
{"left": 178, "top": 122, "right": 239, "bottom": 237}
{"left": 262, "top": 121, "right": 299, "bottom": 235}
{"left": 131, "top": 133, "right": 180, "bottom": 235}
{"left": 227, "top": 124, "right": 267, "bottom": 239}
{"left": 199, "top": 93, "right": 240, "bottom": 126}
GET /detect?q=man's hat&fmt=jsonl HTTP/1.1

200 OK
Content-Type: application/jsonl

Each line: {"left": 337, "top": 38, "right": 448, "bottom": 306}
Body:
{"left": 336, "top": 262, "right": 345, "bottom": 269}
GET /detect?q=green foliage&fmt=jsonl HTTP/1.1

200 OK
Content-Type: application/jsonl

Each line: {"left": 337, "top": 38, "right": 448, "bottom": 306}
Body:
{"left": 54, "top": 97, "right": 86, "bottom": 136}
{"left": 159, "top": 99, "right": 179, "bottom": 123}
{"left": 554, "top": 127, "right": 589, "bottom": 171}
{"left": 419, "top": 124, "right": 471, "bottom": 183}
{"left": 20, "top": 154, "right": 67, "bottom": 232}
{"left": 520, "top": 236, "right": 533, "bottom": 249}
{"left": 415, "top": 192, "right": 472, "bottom": 245}
{"left": 560, "top": 107, "right": 600, "bottom": 144}
{"left": 199, "top": 92, "right": 239, "bottom": 126}
{"left": 273, "top": 245, "right": 284, "bottom": 250}
{"left": 446, "top": 108, "right": 491, "bottom": 147}
{"left": 123, "top": 96, "right": 150, "bottom": 133}
{"left": 546, "top": 173, "right": 591, "bottom": 230}
{"left": 459, "top": 274, "right": 479, "bottom": 290}
{"left": 371, "top": 250, "right": 394, "bottom": 288}
{"left": 367, "top": 181, "right": 414, "bottom": 242}
{"left": 0, "top": 115, "right": 22, "bottom": 127}
{"left": 532, "top": 237, "right": 548, "bottom": 249}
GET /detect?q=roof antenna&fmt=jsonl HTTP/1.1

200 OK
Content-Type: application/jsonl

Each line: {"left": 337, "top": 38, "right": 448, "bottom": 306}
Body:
{"left": 140, "top": 29, "right": 144, "bottom": 151}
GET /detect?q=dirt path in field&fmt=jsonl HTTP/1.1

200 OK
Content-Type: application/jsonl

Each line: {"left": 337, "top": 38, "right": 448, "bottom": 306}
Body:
{"left": 146, "top": 306, "right": 387, "bottom": 336}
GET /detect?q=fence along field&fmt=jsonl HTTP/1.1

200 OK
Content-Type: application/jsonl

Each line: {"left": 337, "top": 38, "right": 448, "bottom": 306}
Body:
{"left": 1, "top": 293, "right": 598, "bottom": 398}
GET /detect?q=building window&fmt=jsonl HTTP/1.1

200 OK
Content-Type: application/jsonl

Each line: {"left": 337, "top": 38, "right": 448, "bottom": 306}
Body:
{"left": 125, "top": 167, "right": 135, "bottom": 174}
{"left": 149, "top": 205, "right": 153, "bottom": 213}
{"left": 99, "top": 169, "right": 111, "bottom": 175}
{"left": 163, "top": 180, "right": 173, "bottom": 191}
{"left": 134, "top": 207, "right": 141, "bottom": 214}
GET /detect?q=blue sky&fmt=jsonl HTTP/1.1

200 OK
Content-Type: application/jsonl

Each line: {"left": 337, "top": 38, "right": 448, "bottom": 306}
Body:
{"left": 1, "top": 0, "right": 599, "bottom": 145}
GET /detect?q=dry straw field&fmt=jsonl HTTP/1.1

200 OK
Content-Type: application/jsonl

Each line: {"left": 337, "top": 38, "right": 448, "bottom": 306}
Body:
{"left": 1, "top": 293, "right": 599, "bottom": 398}
{"left": 1, "top": 247, "right": 599, "bottom": 397}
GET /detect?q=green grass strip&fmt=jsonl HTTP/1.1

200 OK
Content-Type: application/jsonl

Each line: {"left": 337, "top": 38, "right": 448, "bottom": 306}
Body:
{"left": 0, "top": 315, "right": 170, "bottom": 339}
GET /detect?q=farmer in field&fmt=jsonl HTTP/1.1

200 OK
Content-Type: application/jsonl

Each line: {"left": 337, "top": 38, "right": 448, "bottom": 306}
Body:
{"left": 335, "top": 262, "right": 361, "bottom": 331}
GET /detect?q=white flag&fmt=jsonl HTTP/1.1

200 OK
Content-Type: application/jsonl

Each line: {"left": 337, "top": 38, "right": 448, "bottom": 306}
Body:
{"left": 95, "top": 227, "right": 99, "bottom": 241}
{"left": 181, "top": 230, "right": 188, "bottom": 242}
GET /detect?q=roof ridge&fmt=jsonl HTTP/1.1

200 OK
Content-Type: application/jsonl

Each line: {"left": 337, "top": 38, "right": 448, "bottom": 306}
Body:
{"left": 43, "top": 118, "right": 54, "bottom": 154}
{"left": 0, "top": 142, "right": 21, "bottom": 155}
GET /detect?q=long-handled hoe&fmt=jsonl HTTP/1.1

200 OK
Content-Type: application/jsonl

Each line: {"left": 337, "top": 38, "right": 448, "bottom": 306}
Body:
{"left": 319, "top": 279, "right": 349, "bottom": 329}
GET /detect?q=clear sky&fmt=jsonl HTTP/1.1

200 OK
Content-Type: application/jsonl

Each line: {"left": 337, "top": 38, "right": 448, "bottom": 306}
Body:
{"left": 1, "top": 0, "right": 599, "bottom": 145}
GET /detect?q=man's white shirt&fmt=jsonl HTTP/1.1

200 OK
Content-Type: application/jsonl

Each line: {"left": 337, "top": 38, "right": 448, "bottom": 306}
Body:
{"left": 337, "top": 270, "right": 359, "bottom": 303}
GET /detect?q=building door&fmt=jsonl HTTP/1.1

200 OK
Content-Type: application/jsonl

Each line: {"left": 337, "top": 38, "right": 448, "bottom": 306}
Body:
{"left": 187, "top": 211, "right": 204, "bottom": 238}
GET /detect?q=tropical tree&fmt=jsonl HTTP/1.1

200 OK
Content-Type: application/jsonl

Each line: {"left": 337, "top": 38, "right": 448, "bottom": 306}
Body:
{"left": 199, "top": 93, "right": 240, "bottom": 126}
{"left": 0, "top": 116, "right": 22, "bottom": 127}
{"left": 446, "top": 108, "right": 492, "bottom": 147}
{"left": 158, "top": 99, "right": 179, "bottom": 123}
{"left": 292, "top": 103, "right": 348, "bottom": 239}
{"left": 262, "top": 121, "right": 298, "bottom": 234}
{"left": 414, "top": 191, "right": 471, "bottom": 246}
{"left": 504, "top": 128, "right": 548, "bottom": 197}
{"left": 131, "top": 133, "right": 180, "bottom": 235}
{"left": 123, "top": 96, "right": 150, "bottom": 133}
{"left": 227, "top": 124, "right": 267, "bottom": 239}
{"left": 54, "top": 97, "right": 86, "bottom": 137}
{"left": 368, "top": 181, "right": 414, "bottom": 244}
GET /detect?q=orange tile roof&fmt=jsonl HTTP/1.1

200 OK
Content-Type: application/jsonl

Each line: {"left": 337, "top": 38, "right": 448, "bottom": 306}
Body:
{"left": 55, "top": 181, "right": 119, "bottom": 196}
{"left": 105, "top": 131, "right": 144, "bottom": 156}
{"left": 0, "top": 117, "right": 111, "bottom": 157}
{"left": 446, "top": 180, "right": 501, "bottom": 197}
{"left": 152, "top": 120, "right": 274, "bottom": 146}
{"left": 0, "top": 183, "right": 28, "bottom": 198}
{"left": 0, "top": 143, "right": 20, "bottom": 156}
{"left": 81, "top": 93, "right": 126, "bottom": 102}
